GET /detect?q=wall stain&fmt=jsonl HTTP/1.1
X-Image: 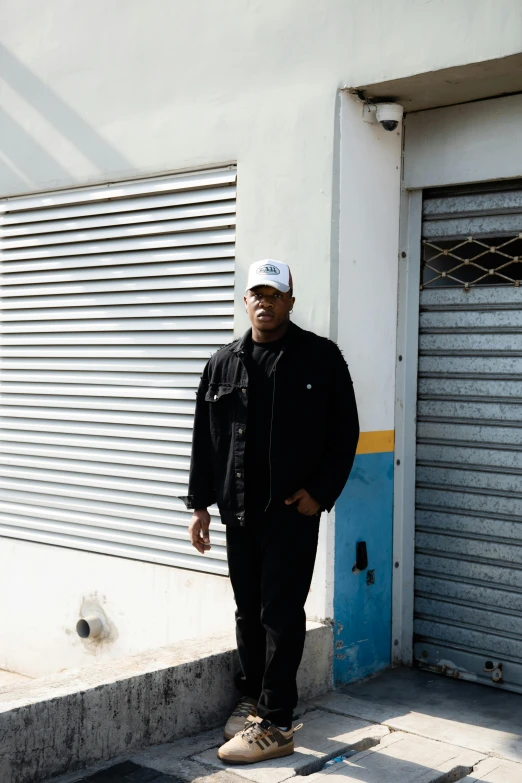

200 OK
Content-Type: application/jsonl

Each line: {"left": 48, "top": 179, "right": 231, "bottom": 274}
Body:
{"left": 75, "top": 592, "right": 119, "bottom": 655}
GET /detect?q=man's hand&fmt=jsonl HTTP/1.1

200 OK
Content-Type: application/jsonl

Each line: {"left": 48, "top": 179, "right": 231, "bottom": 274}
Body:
{"left": 285, "top": 489, "right": 321, "bottom": 516}
{"left": 189, "top": 508, "right": 211, "bottom": 554}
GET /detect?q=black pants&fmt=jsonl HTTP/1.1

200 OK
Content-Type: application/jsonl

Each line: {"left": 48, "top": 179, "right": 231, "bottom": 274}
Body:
{"left": 226, "top": 508, "right": 320, "bottom": 727}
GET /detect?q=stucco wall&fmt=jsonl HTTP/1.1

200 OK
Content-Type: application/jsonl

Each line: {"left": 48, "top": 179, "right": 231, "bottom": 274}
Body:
{"left": 404, "top": 92, "right": 522, "bottom": 189}
{"left": 0, "top": 538, "right": 234, "bottom": 677}
{"left": 0, "top": 529, "right": 330, "bottom": 678}
{"left": 333, "top": 93, "right": 401, "bottom": 683}
{"left": 2, "top": 0, "right": 521, "bottom": 339}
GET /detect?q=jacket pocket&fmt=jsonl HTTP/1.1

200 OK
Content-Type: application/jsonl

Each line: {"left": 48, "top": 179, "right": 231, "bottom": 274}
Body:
{"left": 205, "top": 383, "right": 237, "bottom": 437}
{"left": 205, "top": 383, "right": 235, "bottom": 403}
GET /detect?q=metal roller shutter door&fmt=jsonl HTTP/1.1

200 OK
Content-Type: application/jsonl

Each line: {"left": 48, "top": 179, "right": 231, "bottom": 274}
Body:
{"left": 414, "top": 181, "right": 522, "bottom": 692}
{"left": 0, "top": 167, "right": 236, "bottom": 575}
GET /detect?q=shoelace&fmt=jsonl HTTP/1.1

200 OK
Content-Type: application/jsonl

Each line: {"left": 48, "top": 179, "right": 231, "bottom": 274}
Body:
{"left": 233, "top": 699, "right": 256, "bottom": 718}
{"left": 241, "top": 720, "right": 303, "bottom": 744}
{"left": 242, "top": 720, "right": 271, "bottom": 745}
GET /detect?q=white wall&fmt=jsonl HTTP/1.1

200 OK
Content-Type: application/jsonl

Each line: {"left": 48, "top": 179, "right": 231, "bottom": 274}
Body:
{"left": 1, "top": 0, "right": 521, "bottom": 674}
{"left": 404, "top": 93, "right": 522, "bottom": 189}
{"left": 338, "top": 95, "right": 402, "bottom": 433}
{"left": 1, "top": 0, "right": 521, "bottom": 339}
{"left": 0, "top": 534, "right": 329, "bottom": 678}
{"left": 0, "top": 538, "right": 235, "bottom": 677}
{"left": 307, "top": 513, "right": 335, "bottom": 625}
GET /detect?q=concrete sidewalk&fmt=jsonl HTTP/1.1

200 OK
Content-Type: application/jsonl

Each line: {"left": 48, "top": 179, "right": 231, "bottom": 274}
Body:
{"left": 1, "top": 623, "right": 332, "bottom": 783}
{"left": 45, "top": 668, "right": 522, "bottom": 783}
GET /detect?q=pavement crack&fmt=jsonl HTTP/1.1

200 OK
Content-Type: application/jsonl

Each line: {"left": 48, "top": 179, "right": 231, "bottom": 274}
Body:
{"left": 296, "top": 734, "right": 386, "bottom": 776}
{"left": 307, "top": 703, "right": 384, "bottom": 726}
{"left": 429, "top": 764, "right": 475, "bottom": 783}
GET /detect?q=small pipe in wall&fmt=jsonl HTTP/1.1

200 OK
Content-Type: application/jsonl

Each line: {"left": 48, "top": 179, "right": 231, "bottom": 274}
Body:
{"left": 76, "top": 615, "right": 103, "bottom": 639}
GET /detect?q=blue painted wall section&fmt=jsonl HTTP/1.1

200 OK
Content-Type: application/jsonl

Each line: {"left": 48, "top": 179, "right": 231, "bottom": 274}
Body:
{"left": 333, "top": 451, "right": 394, "bottom": 685}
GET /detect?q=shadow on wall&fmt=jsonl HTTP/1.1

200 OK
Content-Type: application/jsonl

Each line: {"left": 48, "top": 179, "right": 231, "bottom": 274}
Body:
{"left": 0, "top": 42, "right": 131, "bottom": 191}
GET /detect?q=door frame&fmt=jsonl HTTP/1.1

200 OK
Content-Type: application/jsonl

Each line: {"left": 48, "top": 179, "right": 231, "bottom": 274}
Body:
{"left": 392, "top": 187, "right": 422, "bottom": 666}
{"left": 392, "top": 93, "right": 522, "bottom": 667}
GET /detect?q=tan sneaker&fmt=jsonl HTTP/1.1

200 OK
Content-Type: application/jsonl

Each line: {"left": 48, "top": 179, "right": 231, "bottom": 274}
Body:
{"left": 218, "top": 716, "right": 302, "bottom": 764}
{"left": 223, "top": 697, "right": 258, "bottom": 740}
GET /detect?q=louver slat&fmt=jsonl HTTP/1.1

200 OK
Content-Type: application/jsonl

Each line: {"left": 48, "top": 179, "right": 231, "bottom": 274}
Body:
{"left": 0, "top": 167, "right": 236, "bottom": 575}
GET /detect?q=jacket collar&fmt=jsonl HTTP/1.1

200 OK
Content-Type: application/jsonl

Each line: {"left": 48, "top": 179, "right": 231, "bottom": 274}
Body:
{"left": 230, "top": 320, "right": 303, "bottom": 355}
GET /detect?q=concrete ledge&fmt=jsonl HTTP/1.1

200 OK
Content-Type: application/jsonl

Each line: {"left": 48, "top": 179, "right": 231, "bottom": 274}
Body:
{"left": 0, "top": 621, "right": 332, "bottom": 783}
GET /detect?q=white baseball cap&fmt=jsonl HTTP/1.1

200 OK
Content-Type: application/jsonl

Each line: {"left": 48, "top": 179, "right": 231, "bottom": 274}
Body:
{"left": 245, "top": 260, "right": 292, "bottom": 294}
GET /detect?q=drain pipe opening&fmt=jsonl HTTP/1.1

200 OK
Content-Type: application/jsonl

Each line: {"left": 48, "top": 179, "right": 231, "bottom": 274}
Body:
{"left": 76, "top": 615, "right": 103, "bottom": 639}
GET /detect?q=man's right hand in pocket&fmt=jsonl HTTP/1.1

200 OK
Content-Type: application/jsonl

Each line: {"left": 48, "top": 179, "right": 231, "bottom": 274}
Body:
{"left": 189, "top": 509, "right": 211, "bottom": 554}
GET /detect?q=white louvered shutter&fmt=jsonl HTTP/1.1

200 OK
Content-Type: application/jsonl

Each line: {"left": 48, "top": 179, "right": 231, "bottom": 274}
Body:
{"left": 0, "top": 167, "right": 236, "bottom": 575}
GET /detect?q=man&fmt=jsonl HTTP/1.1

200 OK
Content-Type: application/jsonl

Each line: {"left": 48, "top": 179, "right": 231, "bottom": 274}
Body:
{"left": 183, "top": 260, "right": 359, "bottom": 764}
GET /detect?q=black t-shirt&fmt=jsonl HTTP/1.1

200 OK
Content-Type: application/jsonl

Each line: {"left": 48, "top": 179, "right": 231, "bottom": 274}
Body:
{"left": 244, "top": 337, "right": 285, "bottom": 513}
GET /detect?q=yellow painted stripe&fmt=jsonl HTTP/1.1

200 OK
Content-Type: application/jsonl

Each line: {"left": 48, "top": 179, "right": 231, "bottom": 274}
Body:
{"left": 356, "top": 430, "right": 395, "bottom": 455}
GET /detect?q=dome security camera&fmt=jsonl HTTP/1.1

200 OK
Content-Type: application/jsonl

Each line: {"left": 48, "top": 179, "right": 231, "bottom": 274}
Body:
{"left": 375, "top": 103, "right": 403, "bottom": 131}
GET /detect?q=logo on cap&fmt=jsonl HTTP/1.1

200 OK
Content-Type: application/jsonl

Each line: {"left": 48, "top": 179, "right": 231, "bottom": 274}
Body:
{"left": 257, "top": 264, "right": 280, "bottom": 275}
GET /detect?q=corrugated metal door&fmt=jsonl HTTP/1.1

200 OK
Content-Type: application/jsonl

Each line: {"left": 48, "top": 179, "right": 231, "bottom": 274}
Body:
{"left": 0, "top": 167, "right": 236, "bottom": 575}
{"left": 414, "top": 182, "right": 522, "bottom": 692}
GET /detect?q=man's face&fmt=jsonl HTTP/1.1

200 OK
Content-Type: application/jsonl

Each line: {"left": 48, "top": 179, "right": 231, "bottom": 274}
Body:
{"left": 244, "top": 286, "right": 295, "bottom": 332}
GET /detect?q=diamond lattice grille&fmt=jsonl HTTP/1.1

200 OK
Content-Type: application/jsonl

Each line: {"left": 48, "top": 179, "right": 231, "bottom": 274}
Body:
{"left": 422, "top": 234, "right": 522, "bottom": 291}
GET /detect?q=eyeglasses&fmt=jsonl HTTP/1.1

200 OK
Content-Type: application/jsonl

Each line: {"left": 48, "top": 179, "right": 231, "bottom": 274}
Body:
{"left": 251, "top": 291, "right": 285, "bottom": 302}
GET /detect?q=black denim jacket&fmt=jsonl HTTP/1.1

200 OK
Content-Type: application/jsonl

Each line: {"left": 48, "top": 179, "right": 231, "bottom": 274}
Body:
{"left": 182, "top": 321, "right": 360, "bottom": 525}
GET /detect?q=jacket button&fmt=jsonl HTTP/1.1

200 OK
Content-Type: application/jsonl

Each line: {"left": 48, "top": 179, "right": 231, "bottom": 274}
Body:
{"left": 214, "top": 394, "right": 218, "bottom": 400}
{"left": 236, "top": 472, "right": 242, "bottom": 478}
{"left": 238, "top": 428, "right": 243, "bottom": 435}
{"left": 241, "top": 388, "right": 246, "bottom": 394}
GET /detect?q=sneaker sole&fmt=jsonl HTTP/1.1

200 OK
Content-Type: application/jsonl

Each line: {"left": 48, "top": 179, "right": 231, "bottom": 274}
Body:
{"left": 218, "top": 744, "right": 294, "bottom": 764}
